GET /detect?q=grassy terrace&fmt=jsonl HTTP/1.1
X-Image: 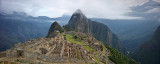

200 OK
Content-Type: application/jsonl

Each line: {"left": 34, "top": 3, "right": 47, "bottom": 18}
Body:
{"left": 65, "top": 34, "right": 84, "bottom": 44}
{"left": 83, "top": 45, "right": 93, "bottom": 52}
{"left": 101, "top": 43, "right": 107, "bottom": 55}
{"left": 64, "top": 34, "right": 93, "bottom": 52}
{"left": 93, "top": 56, "right": 104, "bottom": 64}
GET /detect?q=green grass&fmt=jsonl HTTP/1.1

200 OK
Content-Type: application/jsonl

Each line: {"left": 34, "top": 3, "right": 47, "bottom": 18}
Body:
{"left": 83, "top": 45, "right": 93, "bottom": 52}
{"left": 93, "top": 56, "right": 104, "bottom": 64}
{"left": 64, "top": 34, "right": 94, "bottom": 52}
{"left": 101, "top": 44, "right": 106, "bottom": 55}
{"left": 65, "top": 34, "right": 84, "bottom": 44}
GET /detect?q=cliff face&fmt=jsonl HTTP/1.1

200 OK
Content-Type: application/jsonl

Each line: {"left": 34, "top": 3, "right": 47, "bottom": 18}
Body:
{"left": 68, "top": 9, "right": 92, "bottom": 34}
{"left": 137, "top": 26, "right": 160, "bottom": 64}
{"left": 65, "top": 9, "right": 125, "bottom": 53}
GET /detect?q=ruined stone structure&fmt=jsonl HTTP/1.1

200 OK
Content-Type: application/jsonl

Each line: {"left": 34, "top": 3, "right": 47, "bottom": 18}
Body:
{"left": 0, "top": 31, "right": 114, "bottom": 64}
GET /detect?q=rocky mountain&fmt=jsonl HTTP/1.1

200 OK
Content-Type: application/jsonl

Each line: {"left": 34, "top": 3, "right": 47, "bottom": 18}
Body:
{"left": 0, "top": 22, "right": 139, "bottom": 64}
{"left": 46, "top": 21, "right": 64, "bottom": 38}
{"left": 64, "top": 9, "right": 126, "bottom": 53}
{"left": 67, "top": 9, "right": 92, "bottom": 34}
{"left": 137, "top": 26, "right": 160, "bottom": 64}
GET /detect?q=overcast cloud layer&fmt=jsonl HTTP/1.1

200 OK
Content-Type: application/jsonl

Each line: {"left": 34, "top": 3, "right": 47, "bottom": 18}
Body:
{"left": 0, "top": 0, "right": 160, "bottom": 19}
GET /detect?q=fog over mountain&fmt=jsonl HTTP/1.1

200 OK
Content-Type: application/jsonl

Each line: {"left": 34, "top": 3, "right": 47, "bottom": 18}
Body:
{"left": 0, "top": 0, "right": 160, "bottom": 19}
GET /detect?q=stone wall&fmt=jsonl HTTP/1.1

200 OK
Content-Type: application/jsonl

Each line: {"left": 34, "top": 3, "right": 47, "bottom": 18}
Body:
{"left": 24, "top": 51, "right": 38, "bottom": 60}
{"left": 6, "top": 50, "right": 18, "bottom": 58}
{"left": 0, "top": 52, "right": 6, "bottom": 58}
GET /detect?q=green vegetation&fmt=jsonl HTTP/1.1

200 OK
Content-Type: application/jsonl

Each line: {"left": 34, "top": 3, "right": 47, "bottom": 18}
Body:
{"left": 101, "top": 43, "right": 107, "bottom": 55}
{"left": 64, "top": 34, "right": 84, "bottom": 44}
{"left": 0, "top": 61, "right": 17, "bottom": 64}
{"left": 63, "top": 32, "right": 139, "bottom": 64}
{"left": 83, "top": 45, "right": 93, "bottom": 51}
{"left": 63, "top": 24, "right": 73, "bottom": 31}
{"left": 106, "top": 45, "right": 140, "bottom": 64}
{"left": 92, "top": 56, "right": 104, "bottom": 64}
{"left": 64, "top": 34, "right": 93, "bottom": 52}
{"left": 91, "top": 44, "right": 107, "bottom": 64}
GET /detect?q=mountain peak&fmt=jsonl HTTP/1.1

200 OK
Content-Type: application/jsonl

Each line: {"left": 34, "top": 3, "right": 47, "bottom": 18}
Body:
{"left": 66, "top": 10, "right": 126, "bottom": 53}
{"left": 67, "top": 9, "right": 91, "bottom": 34}
{"left": 73, "top": 9, "right": 83, "bottom": 14}
{"left": 53, "top": 21, "right": 58, "bottom": 25}
{"left": 46, "top": 21, "right": 63, "bottom": 38}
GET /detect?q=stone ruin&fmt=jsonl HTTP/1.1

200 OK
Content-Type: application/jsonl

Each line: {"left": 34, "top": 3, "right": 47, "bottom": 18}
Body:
{"left": 0, "top": 31, "right": 112, "bottom": 64}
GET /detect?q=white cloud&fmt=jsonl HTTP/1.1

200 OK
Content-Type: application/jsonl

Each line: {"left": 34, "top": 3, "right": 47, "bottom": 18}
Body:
{"left": 155, "top": 0, "right": 160, "bottom": 3}
{"left": 0, "top": 0, "right": 150, "bottom": 19}
{"left": 146, "top": 7, "right": 160, "bottom": 13}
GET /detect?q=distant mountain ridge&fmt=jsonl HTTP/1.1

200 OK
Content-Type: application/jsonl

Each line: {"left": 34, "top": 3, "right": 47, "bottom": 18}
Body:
{"left": 1, "top": 10, "right": 158, "bottom": 55}
{"left": 91, "top": 18, "right": 159, "bottom": 52}
{"left": 64, "top": 9, "right": 126, "bottom": 53}
{"left": 0, "top": 13, "right": 51, "bottom": 52}
{"left": 137, "top": 25, "right": 160, "bottom": 64}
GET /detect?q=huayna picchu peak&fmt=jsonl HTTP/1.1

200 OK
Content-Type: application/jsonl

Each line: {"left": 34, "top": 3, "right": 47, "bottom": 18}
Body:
{"left": 0, "top": 9, "right": 139, "bottom": 64}
{"left": 67, "top": 9, "right": 91, "bottom": 34}
{"left": 73, "top": 9, "right": 83, "bottom": 15}
{"left": 65, "top": 9, "right": 126, "bottom": 53}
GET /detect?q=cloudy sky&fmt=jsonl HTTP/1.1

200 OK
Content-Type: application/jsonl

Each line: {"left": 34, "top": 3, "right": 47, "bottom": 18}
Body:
{"left": 0, "top": 0, "right": 160, "bottom": 19}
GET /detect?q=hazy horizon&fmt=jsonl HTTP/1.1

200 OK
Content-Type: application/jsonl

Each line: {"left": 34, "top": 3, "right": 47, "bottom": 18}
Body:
{"left": 0, "top": 0, "right": 160, "bottom": 20}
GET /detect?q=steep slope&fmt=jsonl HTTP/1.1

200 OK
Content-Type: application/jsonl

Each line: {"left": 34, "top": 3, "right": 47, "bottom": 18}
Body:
{"left": 46, "top": 21, "right": 64, "bottom": 38}
{"left": 65, "top": 9, "right": 125, "bottom": 53}
{"left": 91, "top": 0, "right": 160, "bottom": 53}
{"left": 91, "top": 18, "right": 159, "bottom": 52}
{"left": 68, "top": 9, "right": 92, "bottom": 34}
{"left": 0, "top": 22, "right": 139, "bottom": 64}
{"left": 0, "top": 18, "right": 50, "bottom": 52}
{"left": 137, "top": 26, "right": 160, "bottom": 64}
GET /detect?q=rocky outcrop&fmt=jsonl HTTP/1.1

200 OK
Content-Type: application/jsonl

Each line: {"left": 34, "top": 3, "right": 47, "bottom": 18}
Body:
{"left": 68, "top": 9, "right": 92, "bottom": 34}
{"left": 65, "top": 9, "right": 125, "bottom": 53}
{"left": 46, "top": 21, "right": 63, "bottom": 38}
